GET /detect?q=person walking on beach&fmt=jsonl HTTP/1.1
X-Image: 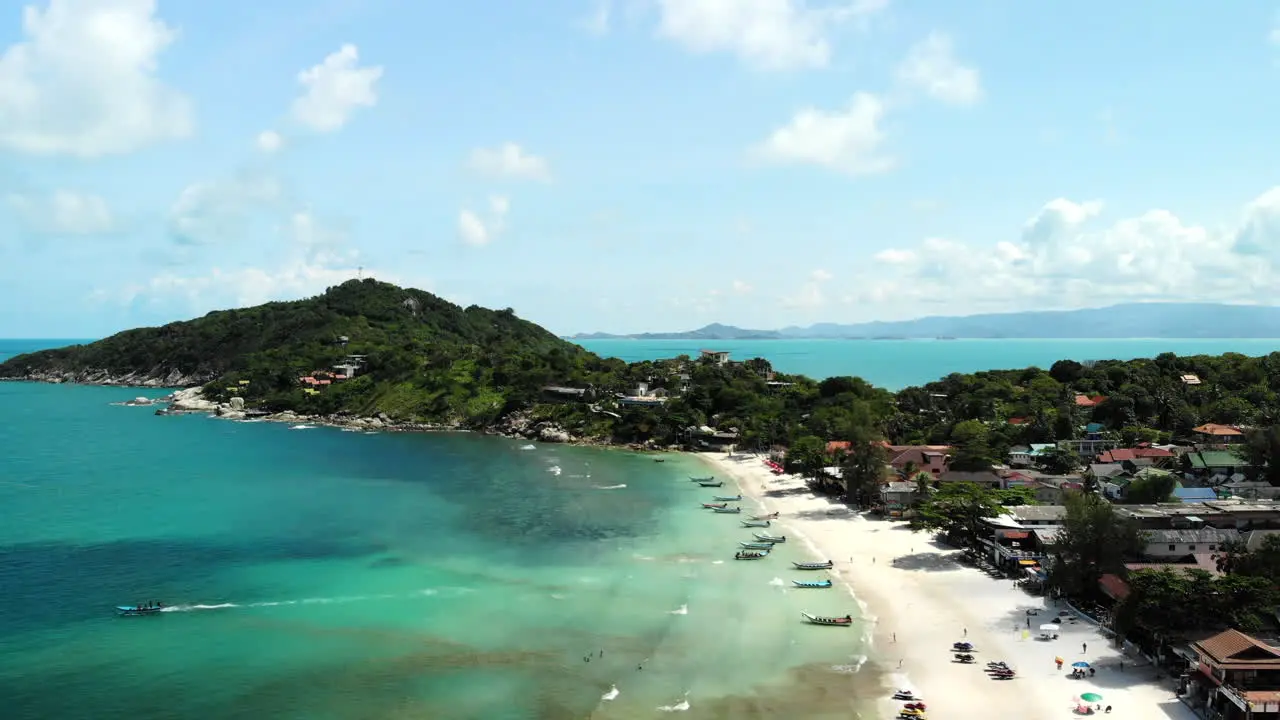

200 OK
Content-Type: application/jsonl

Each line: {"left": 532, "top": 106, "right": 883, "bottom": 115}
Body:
{"left": 963, "top": 628, "right": 967, "bottom": 637}
{"left": 1082, "top": 642, "right": 1088, "bottom": 653}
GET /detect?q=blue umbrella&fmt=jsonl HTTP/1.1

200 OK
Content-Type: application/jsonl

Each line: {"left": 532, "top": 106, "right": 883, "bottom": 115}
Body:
{"left": 1072, "top": 661, "right": 1090, "bottom": 669}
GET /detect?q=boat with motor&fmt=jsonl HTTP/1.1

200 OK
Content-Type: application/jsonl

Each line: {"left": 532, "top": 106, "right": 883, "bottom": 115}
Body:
{"left": 793, "top": 560, "right": 834, "bottom": 570}
{"left": 741, "top": 520, "right": 770, "bottom": 528}
{"left": 750, "top": 512, "right": 780, "bottom": 521}
{"left": 734, "top": 550, "right": 769, "bottom": 560}
{"left": 792, "top": 579, "right": 833, "bottom": 589}
{"left": 739, "top": 541, "right": 774, "bottom": 550}
{"left": 116, "top": 603, "right": 165, "bottom": 616}
{"left": 712, "top": 506, "right": 741, "bottom": 514}
{"left": 753, "top": 533, "right": 786, "bottom": 543}
{"left": 702, "top": 502, "right": 727, "bottom": 509}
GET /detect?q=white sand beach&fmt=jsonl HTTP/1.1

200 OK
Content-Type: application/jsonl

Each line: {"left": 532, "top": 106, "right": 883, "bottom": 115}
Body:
{"left": 699, "top": 451, "right": 1200, "bottom": 720}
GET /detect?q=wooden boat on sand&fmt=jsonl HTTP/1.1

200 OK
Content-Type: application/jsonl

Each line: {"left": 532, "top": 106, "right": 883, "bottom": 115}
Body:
{"left": 702, "top": 502, "right": 727, "bottom": 509}
{"left": 753, "top": 533, "right": 786, "bottom": 543}
{"left": 712, "top": 506, "right": 741, "bottom": 514}
{"left": 735, "top": 550, "right": 769, "bottom": 560}
{"left": 802, "top": 611, "right": 853, "bottom": 626}
{"left": 712, "top": 495, "right": 742, "bottom": 502}
{"left": 750, "top": 512, "right": 780, "bottom": 521}
{"left": 793, "top": 560, "right": 834, "bottom": 570}
{"left": 740, "top": 541, "right": 774, "bottom": 550}
{"left": 741, "top": 520, "right": 770, "bottom": 528}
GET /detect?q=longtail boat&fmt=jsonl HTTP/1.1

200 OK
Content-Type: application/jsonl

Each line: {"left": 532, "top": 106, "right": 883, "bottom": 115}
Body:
{"left": 793, "top": 579, "right": 833, "bottom": 589}
{"left": 753, "top": 533, "right": 786, "bottom": 543}
{"left": 712, "top": 506, "right": 741, "bottom": 514}
{"left": 689, "top": 476, "right": 715, "bottom": 482}
{"left": 793, "top": 560, "right": 834, "bottom": 570}
{"left": 734, "top": 550, "right": 769, "bottom": 560}
{"left": 701, "top": 502, "right": 727, "bottom": 509}
{"left": 750, "top": 512, "right": 780, "bottom": 521}
{"left": 741, "top": 520, "right": 770, "bottom": 528}
{"left": 697, "top": 481, "right": 724, "bottom": 487}
{"left": 116, "top": 604, "right": 164, "bottom": 616}
{"left": 740, "top": 541, "right": 774, "bottom": 550}
{"left": 801, "top": 611, "right": 853, "bottom": 626}
{"left": 712, "top": 495, "right": 742, "bottom": 502}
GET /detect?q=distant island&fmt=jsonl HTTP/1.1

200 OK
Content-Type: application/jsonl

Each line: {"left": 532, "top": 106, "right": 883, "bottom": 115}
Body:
{"left": 568, "top": 303, "right": 1280, "bottom": 340}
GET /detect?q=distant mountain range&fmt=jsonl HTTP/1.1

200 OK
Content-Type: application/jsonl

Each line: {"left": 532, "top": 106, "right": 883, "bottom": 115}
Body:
{"left": 567, "top": 303, "right": 1280, "bottom": 340}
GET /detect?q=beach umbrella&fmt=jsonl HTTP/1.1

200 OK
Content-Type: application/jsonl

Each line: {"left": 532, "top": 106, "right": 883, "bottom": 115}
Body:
{"left": 1072, "top": 661, "right": 1090, "bottom": 668}
{"left": 1079, "top": 692, "right": 1103, "bottom": 703}
{"left": 1039, "top": 623, "right": 1060, "bottom": 631}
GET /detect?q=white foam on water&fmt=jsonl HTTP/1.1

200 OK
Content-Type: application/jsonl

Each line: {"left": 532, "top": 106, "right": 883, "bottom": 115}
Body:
{"left": 668, "top": 604, "right": 688, "bottom": 615}
{"left": 767, "top": 577, "right": 785, "bottom": 587}
{"left": 520, "top": 444, "right": 536, "bottom": 450}
{"left": 289, "top": 424, "right": 315, "bottom": 430}
{"left": 595, "top": 484, "right": 626, "bottom": 490}
{"left": 602, "top": 685, "right": 619, "bottom": 701}
{"left": 656, "top": 694, "right": 690, "bottom": 712}
{"left": 710, "top": 560, "right": 724, "bottom": 565}
{"left": 634, "top": 554, "right": 655, "bottom": 561}
{"left": 549, "top": 593, "right": 567, "bottom": 600}
{"left": 548, "top": 465, "right": 562, "bottom": 475}
{"left": 160, "top": 588, "right": 447, "bottom": 613}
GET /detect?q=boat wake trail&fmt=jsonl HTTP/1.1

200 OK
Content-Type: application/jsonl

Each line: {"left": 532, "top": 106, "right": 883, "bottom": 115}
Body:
{"left": 594, "top": 483, "right": 626, "bottom": 490}
{"left": 160, "top": 588, "right": 445, "bottom": 613}
{"left": 668, "top": 604, "right": 688, "bottom": 615}
{"left": 657, "top": 693, "right": 690, "bottom": 712}
{"left": 601, "top": 684, "right": 620, "bottom": 701}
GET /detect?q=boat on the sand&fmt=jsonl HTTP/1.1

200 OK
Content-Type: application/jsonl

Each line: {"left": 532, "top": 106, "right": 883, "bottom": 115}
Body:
{"left": 750, "top": 512, "right": 780, "bottom": 521}
{"left": 793, "top": 560, "right": 834, "bottom": 570}
{"left": 741, "top": 520, "right": 770, "bottom": 528}
{"left": 116, "top": 604, "right": 164, "bottom": 616}
{"left": 753, "top": 533, "right": 786, "bottom": 543}
{"left": 801, "top": 611, "right": 853, "bottom": 626}
{"left": 739, "top": 541, "right": 774, "bottom": 550}
{"left": 712, "top": 506, "right": 741, "bottom": 514}
{"left": 734, "top": 550, "right": 769, "bottom": 560}
{"left": 712, "top": 495, "right": 742, "bottom": 502}
{"left": 702, "top": 502, "right": 727, "bottom": 509}
{"left": 793, "top": 579, "right": 833, "bottom": 589}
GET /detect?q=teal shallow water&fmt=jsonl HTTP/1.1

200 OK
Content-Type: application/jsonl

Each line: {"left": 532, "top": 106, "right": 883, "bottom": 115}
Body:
{"left": 575, "top": 337, "right": 1280, "bottom": 389}
{"left": 0, "top": 380, "right": 879, "bottom": 720}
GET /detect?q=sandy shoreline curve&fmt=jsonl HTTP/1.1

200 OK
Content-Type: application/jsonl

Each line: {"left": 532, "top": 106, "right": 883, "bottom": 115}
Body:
{"left": 697, "top": 450, "right": 1198, "bottom": 720}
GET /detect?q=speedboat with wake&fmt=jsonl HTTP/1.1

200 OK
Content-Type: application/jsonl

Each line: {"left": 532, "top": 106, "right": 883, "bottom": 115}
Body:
{"left": 117, "top": 601, "right": 165, "bottom": 616}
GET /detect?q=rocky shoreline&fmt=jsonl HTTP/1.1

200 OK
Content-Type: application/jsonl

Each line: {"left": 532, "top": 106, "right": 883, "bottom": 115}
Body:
{"left": 8, "top": 372, "right": 673, "bottom": 451}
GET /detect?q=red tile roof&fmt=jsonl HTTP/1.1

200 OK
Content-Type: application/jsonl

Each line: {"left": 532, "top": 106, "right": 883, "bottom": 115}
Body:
{"left": 1075, "top": 394, "right": 1107, "bottom": 407}
{"left": 1007, "top": 417, "right": 1028, "bottom": 425}
{"left": 1193, "top": 423, "right": 1244, "bottom": 437}
{"left": 1098, "top": 573, "right": 1130, "bottom": 600}
{"left": 1098, "top": 447, "right": 1175, "bottom": 463}
{"left": 826, "top": 441, "right": 852, "bottom": 454}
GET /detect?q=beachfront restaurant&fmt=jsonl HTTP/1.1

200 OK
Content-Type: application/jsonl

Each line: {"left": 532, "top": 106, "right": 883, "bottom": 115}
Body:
{"left": 976, "top": 513, "right": 1059, "bottom": 575}
{"left": 1184, "top": 629, "right": 1280, "bottom": 720}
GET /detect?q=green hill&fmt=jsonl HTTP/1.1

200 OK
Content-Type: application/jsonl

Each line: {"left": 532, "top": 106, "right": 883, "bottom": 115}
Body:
{"left": 0, "top": 280, "right": 608, "bottom": 424}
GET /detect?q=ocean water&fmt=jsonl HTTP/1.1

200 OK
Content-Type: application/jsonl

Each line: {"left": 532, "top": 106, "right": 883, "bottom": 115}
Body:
{"left": 0, "top": 378, "right": 879, "bottom": 720}
{"left": 574, "top": 338, "right": 1280, "bottom": 389}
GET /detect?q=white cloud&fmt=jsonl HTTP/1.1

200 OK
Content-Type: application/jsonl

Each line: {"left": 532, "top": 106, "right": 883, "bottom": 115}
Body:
{"left": 811, "top": 268, "right": 833, "bottom": 282}
{"left": 1270, "top": 12, "right": 1280, "bottom": 45}
{"left": 458, "top": 196, "right": 510, "bottom": 246}
{"left": 6, "top": 190, "right": 113, "bottom": 234}
{"left": 168, "top": 174, "right": 285, "bottom": 245}
{"left": 780, "top": 268, "right": 834, "bottom": 309}
{"left": 467, "top": 143, "right": 552, "bottom": 181}
{"left": 581, "top": 0, "right": 611, "bottom": 35}
{"left": 874, "top": 248, "right": 914, "bottom": 264}
{"left": 653, "top": 0, "right": 887, "bottom": 71}
{"left": 731, "top": 279, "right": 753, "bottom": 294}
{"left": 846, "top": 188, "right": 1280, "bottom": 315}
{"left": 895, "top": 32, "right": 981, "bottom": 106}
{"left": 0, "top": 0, "right": 192, "bottom": 157}
{"left": 256, "top": 130, "right": 283, "bottom": 153}
{"left": 291, "top": 44, "right": 383, "bottom": 133}
{"left": 753, "top": 92, "right": 893, "bottom": 175}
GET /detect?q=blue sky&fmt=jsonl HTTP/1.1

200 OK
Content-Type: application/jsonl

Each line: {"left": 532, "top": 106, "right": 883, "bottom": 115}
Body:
{"left": 2, "top": 0, "right": 1280, "bottom": 337}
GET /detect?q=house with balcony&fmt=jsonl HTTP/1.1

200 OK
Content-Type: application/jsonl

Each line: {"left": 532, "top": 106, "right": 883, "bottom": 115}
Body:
{"left": 1008, "top": 443, "right": 1055, "bottom": 468}
{"left": 1193, "top": 423, "right": 1246, "bottom": 446}
{"left": 881, "top": 443, "right": 951, "bottom": 477}
{"left": 1186, "top": 629, "right": 1280, "bottom": 719}
{"left": 699, "top": 349, "right": 731, "bottom": 366}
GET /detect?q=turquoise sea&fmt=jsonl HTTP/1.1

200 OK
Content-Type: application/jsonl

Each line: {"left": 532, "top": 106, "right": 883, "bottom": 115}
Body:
{"left": 0, "top": 340, "right": 879, "bottom": 720}
{"left": 575, "top": 338, "right": 1280, "bottom": 390}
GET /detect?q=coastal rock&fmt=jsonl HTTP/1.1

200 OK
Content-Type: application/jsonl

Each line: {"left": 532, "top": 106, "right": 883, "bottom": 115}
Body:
{"left": 229, "top": 397, "right": 245, "bottom": 411}
{"left": 170, "top": 387, "right": 219, "bottom": 412}
{"left": 537, "top": 424, "right": 573, "bottom": 443}
{"left": 13, "top": 366, "right": 209, "bottom": 387}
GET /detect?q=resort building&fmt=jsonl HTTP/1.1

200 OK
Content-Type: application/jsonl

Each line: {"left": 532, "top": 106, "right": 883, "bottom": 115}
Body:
{"left": 1185, "top": 629, "right": 1280, "bottom": 719}
{"left": 1193, "top": 423, "right": 1247, "bottom": 445}
{"left": 879, "top": 443, "right": 951, "bottom": 477}
{"left": 698, "top": 349, "right": 731, "bottom": 366}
